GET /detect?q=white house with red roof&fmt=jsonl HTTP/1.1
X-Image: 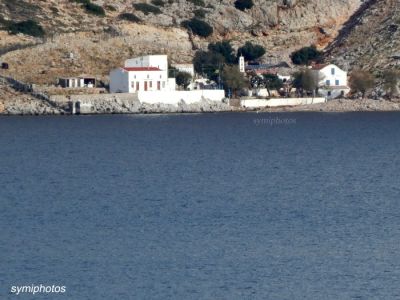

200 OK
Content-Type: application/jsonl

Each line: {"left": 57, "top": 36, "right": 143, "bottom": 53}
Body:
{"left": 110, "top": 55, "right": 176, "bottom": 93}
{"left": 109, "top": 55, "right": 225, "bottom": 105}
{"left": 311, "top": 64, "right": 350, "bottom": 99}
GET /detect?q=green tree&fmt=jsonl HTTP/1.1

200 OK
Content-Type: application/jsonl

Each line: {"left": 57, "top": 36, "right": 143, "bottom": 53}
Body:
{"left": 382, "top": 70, "right": 399, "bottom": 98}
{"left": 208, "top": 41, "right": 236, "bottom": 64}
{"left": 193, "top": 50, "right": 225, "bottom": 81}
{"left": 292, "top": 69, "right": 320, "bottom": 97}
{"left": 291, "top": 46, "right": 322, "bottom": 65}
{"left": 349, "top": 70, "right": 375, "bottom": 98}
{"left": 237, "top": 41, "right": 266, "bottom": 61}
{"left": 263, "top": 74, "right": 283, "bottom": 96}
{"left": 181, "top": 18, "right": 213, "bottom": 37}
{"left": 221, "top": 65, "right": 248, "bottom": 97}
{"left": 176, "top": 71, "right": 193, "bottom": 89}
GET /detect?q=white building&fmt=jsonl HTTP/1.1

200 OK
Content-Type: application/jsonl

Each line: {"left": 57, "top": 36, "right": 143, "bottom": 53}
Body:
{"left": 312, "top": 64, "right": 350, "bottom": 99}
{"left": 58, "top": 76, "right": 96, "bottom": 88}
{"left": 172, "top": 64, "right": 195, "bottom": 77}
{"left": 110, "top": 55, "right": 176, "bottom": 93}
{"left": 109, "top": 55, "right": 226, "bottom": 105}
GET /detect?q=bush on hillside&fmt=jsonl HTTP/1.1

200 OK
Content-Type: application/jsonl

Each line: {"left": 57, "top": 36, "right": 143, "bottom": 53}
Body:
{"left": 7, "top": 20, "right": 45, "bottom": 37}
{"left": 291, "top": 46, "right": 322, "bottom": 65}
{"left": 70, "top": 0, "right": 90, "bottom": 4}
{"left": 119, "top": 13, "right": 141, "bottom": 23}
{"left": 84, "top": 3, "right": 105, "bottom": 16}
{"left": 69, "top": 0, "right": 105, "bottom": 16}
{"left": 237, "top": 41, "right": 266, "bottom": 61}
{"left": 187, "top": 0, "right": 206, "bottom": 7}
{"left": 208, "top": 40, "right": 236, "bottom": 64}
{"left": 181, "top": 18, "right": 213, "bottom": 37}
{"left": 234, "top": 0, "right": 254, "bottom": 11}
{"left": 133, "top": 3, "right": 162, "bottom": 15}
{"left": 151, "top": 0, "right": 165, "bottom": 6}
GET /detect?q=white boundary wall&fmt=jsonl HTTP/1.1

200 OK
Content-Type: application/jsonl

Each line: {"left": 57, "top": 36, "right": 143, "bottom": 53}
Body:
{"left": 137, "top": 90, "right": 225, "bottom": 105}
{"left": 241, "top": 97, "right": 326, "bottom": 108}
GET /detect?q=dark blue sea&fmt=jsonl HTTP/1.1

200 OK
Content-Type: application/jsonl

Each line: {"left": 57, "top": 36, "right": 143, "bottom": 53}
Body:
{"left": 1, "top": 113, "right": 400, "bottom": 299}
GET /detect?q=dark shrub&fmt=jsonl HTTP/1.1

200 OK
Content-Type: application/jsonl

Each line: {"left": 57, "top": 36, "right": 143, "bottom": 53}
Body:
{"left": 234, "top": 0, "right": 253, "bottom": 11}
{"left": 291, "top": 46, "right": 323, "bottom": 65}
{"left": 84, "top": 3, "right": 105, "bottom": 16}
{"left": 237, "top": 41, "right": 266, "bottom": 61}
{"left": 187, "top": 0, "right": 205, "bottom": 7}
{"left": 8, "top": 20, "right": 45, "bottom": 37}
{"left": 70, "top": 0, "right": 91, "bottom": 4}
{"left": 208, "top": 40, "right": 236, "bottom": 64}
{"left": 133, "top": 3, "right": 162, "bottom": 15}
{"left": 193, "top": 50, "right": 225, "bottom": 80}
{"left": 151, "top": 0, "right": 165, "bottom": 6}
{"left": 176, "top": 71, "right": 192, "bottom": 89}
{"left": 181, "top": 18, "right": 213, "bottom": 37}
{"left": 119, "top": 13, "right": 141, "bottom": 23}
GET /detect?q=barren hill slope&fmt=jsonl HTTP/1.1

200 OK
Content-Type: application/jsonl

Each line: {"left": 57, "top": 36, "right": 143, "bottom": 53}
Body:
{"left": 326, "top": 0, "right": 399, "bottom": 73}
{"left": 0, "top": 0, "right": 364, "bottom": 84}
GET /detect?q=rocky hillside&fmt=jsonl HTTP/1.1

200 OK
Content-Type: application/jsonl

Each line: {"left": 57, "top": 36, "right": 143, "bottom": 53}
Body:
{"left": 326, "top": 0, "right": 400, "bottom": 74}
{"left": 0, "top": 0, "right": 370, "bottom": 85}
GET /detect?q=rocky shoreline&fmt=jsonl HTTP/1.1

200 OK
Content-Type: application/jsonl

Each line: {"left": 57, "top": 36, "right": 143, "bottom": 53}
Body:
{"left": 1, "top": 98, "right": 400, "bottom": 116}
{"left": 261, "top": 99, "right": 400, "bottom": 112}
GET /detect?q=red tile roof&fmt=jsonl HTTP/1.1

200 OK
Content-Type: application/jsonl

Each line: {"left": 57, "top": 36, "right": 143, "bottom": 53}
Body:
{"left": 311, "top": 64, "right": 329, "bottom": 70}
{"left": 123, "top": 67, "right": 161, "bottom": 72}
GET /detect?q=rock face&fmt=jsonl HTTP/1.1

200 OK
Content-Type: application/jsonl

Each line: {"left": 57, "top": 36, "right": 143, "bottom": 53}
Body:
{"left": 0, "top": 79, "right": 63, "bottom": 115}
{"left": 326, "top": 0, "right": 400, "bottom": 73}
{"left": 52, "top": 94, "right": 235, "bottom": 114}
{"left": 0, "top": 0, "right": 362, "bottom": 84}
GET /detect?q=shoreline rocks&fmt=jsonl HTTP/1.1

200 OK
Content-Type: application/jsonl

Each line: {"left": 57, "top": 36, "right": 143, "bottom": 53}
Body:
{"left": 2, "top": 98, "right": 400, "bottom": 116}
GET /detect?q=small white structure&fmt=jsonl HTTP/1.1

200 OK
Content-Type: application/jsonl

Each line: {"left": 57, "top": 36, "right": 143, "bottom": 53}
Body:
{"left": 58, "top": 76, "right": 96, "bottom": 88}
{"left": 239, "top": 55, "right": 245, "bottom": 73}
{"left": 173, "top": 64, "right": 195, "bottom": 77}
{"left": 312, "top": 64, "right": 350, "bottom": 99}
{"left": 110, "top": 55, "right": 175, "bottom": 93}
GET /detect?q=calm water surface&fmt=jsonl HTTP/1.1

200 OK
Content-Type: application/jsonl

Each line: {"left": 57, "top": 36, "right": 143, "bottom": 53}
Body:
{"left": 1, "top": 113, "right": 400, "bottom": 299}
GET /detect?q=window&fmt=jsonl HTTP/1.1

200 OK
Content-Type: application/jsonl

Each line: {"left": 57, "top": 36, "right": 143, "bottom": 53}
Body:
{"left": 162, "top": 81, "right": 166, "bottom": 88}
{"left": 331, "top": 68, "right": 335, "bottom": 75}
{"left": 149, "top": 81, "right": 152, "bottom": 88}
{"left": 157, "top": 81, "right": 161, "bottom": 90}
{"left": 131, "top": 81, "right": 135, "bottom": 88}
{"left": 326, "top": 80, "right": 331, "bottom": 86}
{"left": 134, "top": 75, "right": 136, "bottom": 79}
{"left": 136, "top": 82, "right": 140, "bottom": 91}
{"left": 328, "top": 91, "right": 332, "bottom": 96}
{"left": 147, "top": 74, "right": 149, "bottom": 79}
{"left": 335, "top": 80, "right": 339, "bottom": 86}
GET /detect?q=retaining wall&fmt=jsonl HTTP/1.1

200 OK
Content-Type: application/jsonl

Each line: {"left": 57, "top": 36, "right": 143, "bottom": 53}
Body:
{"left": 241, "top": 97, "right": 326, "bottom": 108}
